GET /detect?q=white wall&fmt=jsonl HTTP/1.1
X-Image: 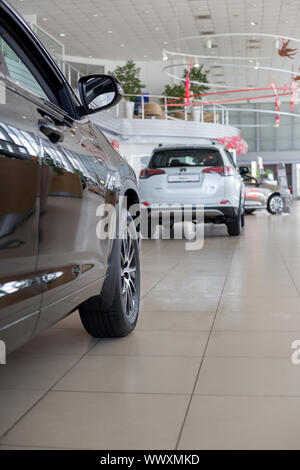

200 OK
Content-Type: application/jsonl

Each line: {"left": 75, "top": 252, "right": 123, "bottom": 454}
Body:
{"left": 64, "top": 55, "right": 171, "bottom": 96}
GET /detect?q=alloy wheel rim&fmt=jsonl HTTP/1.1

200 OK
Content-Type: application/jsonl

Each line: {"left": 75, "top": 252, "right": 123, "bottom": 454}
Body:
{"left": 270, "top": 196, "right": 283, "bottom": 213}
{"left": 120, "top": 227, "right": 137, "bottom": 321}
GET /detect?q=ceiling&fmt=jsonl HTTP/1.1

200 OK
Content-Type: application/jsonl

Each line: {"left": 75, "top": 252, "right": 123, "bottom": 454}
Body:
{"left": 8, "top": 0, "right": 300, "bottom": 91}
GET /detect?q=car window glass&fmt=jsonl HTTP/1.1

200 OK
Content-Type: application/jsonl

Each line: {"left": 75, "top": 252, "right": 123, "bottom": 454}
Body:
{"left": 149, "top": 149, "right": 223, "bottom": 168}
{"left": 0, "top": 37, "right": 49, "bottom": 101}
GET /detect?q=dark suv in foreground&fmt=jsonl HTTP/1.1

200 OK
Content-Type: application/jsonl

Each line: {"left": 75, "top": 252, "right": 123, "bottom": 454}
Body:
{"left": 0, "top": 0, "right": 140, "bottom": 353}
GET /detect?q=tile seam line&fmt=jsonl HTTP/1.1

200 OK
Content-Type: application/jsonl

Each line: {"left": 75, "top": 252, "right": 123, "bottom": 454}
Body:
{"left": 277, "top": 241, "right": 300, "bottom": 298}
{"left": 175, "top": 244, "right": 237, "bottom": 450}
{"left": 0, "top": 338, "right": 101, "bottom": 443}
{"left": 140, "top": 259, "right": 183, "bottom": 300}
{"left": 0, "top": 256, "right": 184, "bottom": 443}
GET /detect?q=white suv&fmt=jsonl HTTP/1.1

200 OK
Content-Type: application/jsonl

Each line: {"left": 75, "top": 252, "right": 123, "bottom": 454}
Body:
{"left": 139, "top": 144, "right": 245, "bottom": 237}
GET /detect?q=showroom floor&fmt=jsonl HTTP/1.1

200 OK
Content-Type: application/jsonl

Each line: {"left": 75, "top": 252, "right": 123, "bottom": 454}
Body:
{"left": 1, "top": 205, "right": 300, "bottom": 450}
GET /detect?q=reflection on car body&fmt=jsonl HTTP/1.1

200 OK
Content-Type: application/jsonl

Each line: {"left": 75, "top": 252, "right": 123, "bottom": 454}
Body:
{"left": 0, "top": 0, "right": 140, "bottom": 353}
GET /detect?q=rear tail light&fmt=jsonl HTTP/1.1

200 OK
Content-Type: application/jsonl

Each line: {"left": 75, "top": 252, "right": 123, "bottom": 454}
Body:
{"left": 139, "top": 168, "right": 166, "bottom": 179}
{"left": 202, "top": 166, "right": 234, "bottom": 176}
{"left": 202, "top": 166, "right": 224, "bottom": 175}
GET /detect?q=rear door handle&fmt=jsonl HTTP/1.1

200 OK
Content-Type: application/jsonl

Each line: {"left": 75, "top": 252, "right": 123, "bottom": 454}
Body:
{"left": 38, "top": 116, "right": 64, "bottom": 144}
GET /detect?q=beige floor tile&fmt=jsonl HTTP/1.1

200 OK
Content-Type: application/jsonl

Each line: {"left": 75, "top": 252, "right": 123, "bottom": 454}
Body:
{"left": 154, "top": 276, "right": 225, "bottom": 295}
{"left": 53, "top": 312, "right": 82, "bottom": 329}
{"left": 206, "top": 331, "right": 300, "bottom": 357}
{"left": 178, "top": 395, "right": 300, "bottom": 450}
{"left": 195, "top": 357, "right": 300, "bottom": 396}
{"left": 140, "top": 259, "right": 179, "bottom": 271}
{"left": 214, "top": 310, "right": 300, "bottom": 332}
{"left": 169, "top": 264, "right": 229, "bottom": 277}
{"left": 223, "top": 282, "right": 299, "bottom": 298}
{"left": 0, "top": 389, "right": 44, "bottom": 438}
{"left": 0, "top": 445, "right": 58, "bottom": 449}
{"left": 54, "top": 355, "right": 200, "bottom": 394}
{"left": 141, "top": 273, "right": 164, "bottom": 297}
{"left": 137, "top": 311, "right": 214, "bottom": 331}
{"left": 1, "top": 391, "right": 189, "bottom": 450}
{"left": 18, "top": 328, "right": 98, "bottom": 355}
{"left": 89, "top": 330, "right": 209, "bottom": 357}
{"left": 141, "top": 293, "right": 220, "bottom": 312}
{"left": 0, "top": 353, "right": 81, "bottom": 390}
{"left": 218, "top": 296, "right": 300, "bottom": 314}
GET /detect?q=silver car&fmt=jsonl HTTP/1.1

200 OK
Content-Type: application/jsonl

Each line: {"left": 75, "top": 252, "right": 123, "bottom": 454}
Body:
{"left": 240, "top": 167, "right": 292, "bottom": 214}
{"left": 139, "top": 144, "right": 245, "bottom": 237}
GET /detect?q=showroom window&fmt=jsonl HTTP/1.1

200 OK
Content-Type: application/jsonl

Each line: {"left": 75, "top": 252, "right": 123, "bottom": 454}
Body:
{"left": 0, "top": 37, "right": 49, "bottom": 100}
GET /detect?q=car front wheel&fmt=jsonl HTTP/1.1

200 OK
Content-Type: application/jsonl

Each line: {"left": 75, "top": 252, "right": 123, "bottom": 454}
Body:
{"left": 79, "top": 211, "right": 140, "bottom": 337}
{"left": 267, "top": 194, "right": 284, "bottom": 214}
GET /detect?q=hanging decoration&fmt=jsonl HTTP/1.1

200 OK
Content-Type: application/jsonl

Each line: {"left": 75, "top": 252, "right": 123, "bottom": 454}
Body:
{"left": 217, "top": 136, "right": 248, "bottom": 155}
{"left": 291, "top": 80, "right": 297, "bottom": 111}
{"left": 271, "top": 81, "right": 280, "bottom": 127}
{"left": 184, "top": 60, "right": 193, "bottom": 106}
{"left": 278, "top": 39, "right": 298, "bottom": 59}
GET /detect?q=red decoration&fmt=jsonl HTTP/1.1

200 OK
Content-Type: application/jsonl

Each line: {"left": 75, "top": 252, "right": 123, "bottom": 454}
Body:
{"left": 217, "top": 136, "right": 248, "bottom": 155}
{"left": 111, "top": 140, "right": 120, "bottom": 151}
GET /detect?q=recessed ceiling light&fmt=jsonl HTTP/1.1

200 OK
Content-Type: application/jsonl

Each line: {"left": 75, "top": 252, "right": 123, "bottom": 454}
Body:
{"left": 107, "top": 30, "right": 113, "bottom": 34}
{"left": 144, "top": 55, "right": 148, "bottom": 58}
{"left": 42, "top": 18, "right": 47, "bottom": 21}
{"left": 92, "top": 13, "right": 98, "bottom": 17}
{"left": 163, "top": 41, "right": 168, "bottom": 45}
{"left": 144, "top": 10, "right": 150, "bottom": 14}
{"left": 120, "top": 43, "right": 125, "bottom": 47}
{"left": 155, "top": 27, "right": 160, "bottom": 31}
{"left": 250, "top": 21, "right": 258, "bottom": 26}
{"left": 59, "top": 33, "right": 66, "bottom": 37}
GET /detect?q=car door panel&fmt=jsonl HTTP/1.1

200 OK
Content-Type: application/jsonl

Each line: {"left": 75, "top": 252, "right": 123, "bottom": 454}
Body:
{"left": 33, "top": 102, "right": 110, "bottom": 331}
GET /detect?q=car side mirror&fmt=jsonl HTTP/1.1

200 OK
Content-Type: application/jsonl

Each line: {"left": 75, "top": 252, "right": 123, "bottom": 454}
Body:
{"left": 78, "top": 74, "right": 123, "bottom": 116}
{"left": 239, "top": 166, "right": 250, "bottom": 176}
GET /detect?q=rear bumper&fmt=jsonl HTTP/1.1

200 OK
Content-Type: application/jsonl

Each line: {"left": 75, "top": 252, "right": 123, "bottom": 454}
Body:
{"left": 141, "top": 204, "right": 238, "bottom": 223}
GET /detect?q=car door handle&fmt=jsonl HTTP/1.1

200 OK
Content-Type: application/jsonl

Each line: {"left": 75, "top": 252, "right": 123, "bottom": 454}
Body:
{"left": 38, "top": 116, "right": 64, "bottom": 144}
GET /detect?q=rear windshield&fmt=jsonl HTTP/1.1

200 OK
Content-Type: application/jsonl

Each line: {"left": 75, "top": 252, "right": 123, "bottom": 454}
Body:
{"left": 149, "top": 148, "right": 223, "bottom": 169}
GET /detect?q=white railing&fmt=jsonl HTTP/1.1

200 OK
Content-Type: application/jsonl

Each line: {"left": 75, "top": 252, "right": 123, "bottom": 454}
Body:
{"left": 110, "top": 94, "right": 229, "bottom": 125}
{"left": 59, "top": 63, "right": 229, "bottom": 125}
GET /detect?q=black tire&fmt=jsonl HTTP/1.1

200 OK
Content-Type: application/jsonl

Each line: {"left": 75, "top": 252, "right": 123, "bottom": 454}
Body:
{"left": 267, "top": 194, "right": 284, "bottom": 215}
{"left": 245, "top": 209, "right": 255, "bottom": 215}
{"left": 79, "top": 211, "right": 140, "bottom": 337}
{"left": 226, "top": 210, "right": 242, "bottom": 236}
{"left": 241, "top": 212, "right": 245, "bottom": 227}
